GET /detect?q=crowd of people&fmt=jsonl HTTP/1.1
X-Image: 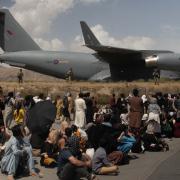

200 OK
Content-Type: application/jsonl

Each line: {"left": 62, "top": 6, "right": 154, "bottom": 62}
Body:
{"left": 0, "top": 86, "right": 180, "bottom": 180}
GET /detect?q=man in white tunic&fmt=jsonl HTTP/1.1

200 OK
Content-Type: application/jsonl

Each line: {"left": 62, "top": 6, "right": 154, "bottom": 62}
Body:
{"left": 74, "top": 93, "right": 86, "bottom": 128}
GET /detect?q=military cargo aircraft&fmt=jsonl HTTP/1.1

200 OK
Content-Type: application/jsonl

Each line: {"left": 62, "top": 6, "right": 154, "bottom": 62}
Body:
{"left": 80, "top": 21, "right": 180, "bottom": 80}
{"left": 0, "top": 8, "right": 179, "bottom": 81}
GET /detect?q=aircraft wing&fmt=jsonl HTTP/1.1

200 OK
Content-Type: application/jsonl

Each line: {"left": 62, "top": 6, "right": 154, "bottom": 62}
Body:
{"left": 81, "top": 21, "right": 174, "bottom": 57}
{"left": 86, "top": 44, "right": 173, "bottom": 55}
{"left": 86, "top": 44, "right": 139, "bottom": 54}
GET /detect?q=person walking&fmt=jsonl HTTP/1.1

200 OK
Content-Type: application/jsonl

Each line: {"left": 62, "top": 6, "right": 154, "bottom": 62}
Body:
{"left": 4, "top": 92, "right": 15, "bottom": 129}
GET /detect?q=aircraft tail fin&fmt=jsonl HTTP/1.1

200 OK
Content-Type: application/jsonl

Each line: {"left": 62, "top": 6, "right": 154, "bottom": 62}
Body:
{"left": 0, "top": 9, "right": 41, "bottom": 52}
{"left": 80, "top": 21, "right": 101, "bottom": 46}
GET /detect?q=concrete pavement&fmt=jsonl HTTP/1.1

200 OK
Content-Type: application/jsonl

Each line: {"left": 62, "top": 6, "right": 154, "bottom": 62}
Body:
{"left": 147, "top": 149, "right": 180, "bottom": 180}
{"left": 1, "top": 138, "right": 180, "bottom": 180}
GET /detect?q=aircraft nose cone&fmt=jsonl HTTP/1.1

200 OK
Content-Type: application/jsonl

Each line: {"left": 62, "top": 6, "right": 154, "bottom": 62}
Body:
{"left": 145, "top": 55, "right": 159, "bottom": 67}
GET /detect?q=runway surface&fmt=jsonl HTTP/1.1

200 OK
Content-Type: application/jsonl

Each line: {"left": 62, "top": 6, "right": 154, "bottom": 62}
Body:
{"left": 147, "top": 149, "right": 180, "bottom": 180}
{"left": 1, "top": 138, "right": 180, "bottom": 180}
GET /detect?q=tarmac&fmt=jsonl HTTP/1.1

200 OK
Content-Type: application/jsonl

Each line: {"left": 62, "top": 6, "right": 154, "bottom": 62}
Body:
{"left": 147, "top": 148, "right": 180, "bottom": 180}
{"left": 1, "top": 138, "right": 180, "bottom": 180}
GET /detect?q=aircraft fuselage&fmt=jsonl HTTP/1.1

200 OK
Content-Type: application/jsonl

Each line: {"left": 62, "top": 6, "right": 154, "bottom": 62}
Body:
{"left": 0, "top": 51, "right": 109, "bottom": 80}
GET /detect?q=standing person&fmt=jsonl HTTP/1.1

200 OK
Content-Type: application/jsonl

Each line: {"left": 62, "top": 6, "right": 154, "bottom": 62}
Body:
{"left": 92, "top": 96, "right": 98, "bottom": 114}
{"left": 116, "top": 93, "right": 127, "bottom": 114}
{"left": 24, "top": 95, "right": 35, "bottom": 127}
{"left": 152, "top": 69, "right": 160, "bottom": 85}
{"left": 116, "top": 93, "right": 127, "bottom": 120}
{"left": 173, "top": 94, "right": 180, "bottom": 120}
{"left": 17, "top": 69, "right": 24, "bottom": 84}
{"left": 84, "top": 92, "right": 93, "bottom": 124}
{"left": 128, "top": 89, "right": 143, "bottom": 153}
{"left": 0, "top": 96, "right": 5, "bottom": 127}
{"left": 66, "top": 68, "right": 74, "bottom": 81}
{"left": 67, "top": 93, "right": 74, "bottom": 121}
{"left": 4, "top": 92, "right": 15, "bottom": 129}
{"left": 55, "top": 95, "right": 63, "bottom": 121}
{"left": 128, "top": 89, "right": 143, "bottom": 131}
{"left": 74, "top": 93, "right": 86, "bottom": 129}
{"left": 109, "top": 93, "right": 116, "bottom": 111}
{"left": 62, "top": 94, "right": 70, "bottom": 123}
{"left": 0, "top": 86, "right": 3, "bottom": 96}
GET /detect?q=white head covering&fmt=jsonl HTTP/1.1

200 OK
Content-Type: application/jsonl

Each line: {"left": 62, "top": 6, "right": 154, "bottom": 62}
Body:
{"left": 142, "top": 114, "right": 148, "bottom": 121}
{"left": 46, "top": 96, "right": 51, "bottom": 100}
{"left": 141, "top": 94, "right": 147, "bottom": 103}
{"left": 33, "top": 96, "right": 39, "bottom": 103}
{"left": 169, "top": 112, "right": 174, "bottom": 117}
{"left": 15, "top": 92, "right": 21, "bottom": 98}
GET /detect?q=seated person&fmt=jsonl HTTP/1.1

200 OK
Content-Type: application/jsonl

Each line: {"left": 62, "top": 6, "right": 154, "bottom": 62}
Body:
{"left": 174, "top": 120, "right": 180, "bottom": 138}
{"left": 57, "top": 135, "right": 96, "bottom": 180}
{"left": 0, "top": 126, "right": 7, "bottom": 145}
{"left": 92, "top": 138, "right": 119, "bottom": 175}
{"left": 65, "top": 127, "right": 82, "bottom": 158}
{"left": 40, "top": 129, "right": 59, "bottom": 167}
{"left": 13, "top": 101, "right": 25, "bottom": 125}
{"left": 107, "top": 151, "right": 123, "bottom": 166}
{"left": 161, "top": 116, "right": 173, "bottom": 138}
{"left": 142, "top": 128, "right": 169, "bottom": 152}
{"left": 117, "top": 129, "right": 136, "bottom": 154}
{"left": 60, "top": 120, "right": 69, "bottom": 136}
{"left": 171, "top": 112, "right": 180, "bottom": 137}
{"left": 120, "top": 108, "right": 129, "bottom": 127}
{"left": 1, "top": 124, "right": 37, "bottom": 180}
{"left": 71, "top": 125, "right": 88, "bottom": 152}
{"left": 86, "top": 114, "right": 118, "bottom": 151}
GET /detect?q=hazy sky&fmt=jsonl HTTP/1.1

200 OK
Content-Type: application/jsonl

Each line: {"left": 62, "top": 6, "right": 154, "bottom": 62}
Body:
{"left": 1, "top": 0, "right": 180, "bottom": 52}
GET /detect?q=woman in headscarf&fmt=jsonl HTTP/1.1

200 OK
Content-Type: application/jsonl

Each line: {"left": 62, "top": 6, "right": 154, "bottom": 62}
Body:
{"left": 54, "top": 95, "right": 63, "bottom": 121}
{"left": 4, "top": 92, "right": 15, "bottom": 129}
{"left": 13, "top": 101, "right": 25, "bottom": 125}
{"left": 1, "top": 125, "right": 36, "bottom": 180}
{"left": 147, "top": 97, "right": 161, "bottom": 136}
{"left": 40, "top": 129, "right": 59, "bottom": 167}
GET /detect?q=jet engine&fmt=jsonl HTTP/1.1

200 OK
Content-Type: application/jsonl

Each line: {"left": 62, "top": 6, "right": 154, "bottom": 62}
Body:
{"left": 145, "top": 53, "right": 180, "bottom": 72}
